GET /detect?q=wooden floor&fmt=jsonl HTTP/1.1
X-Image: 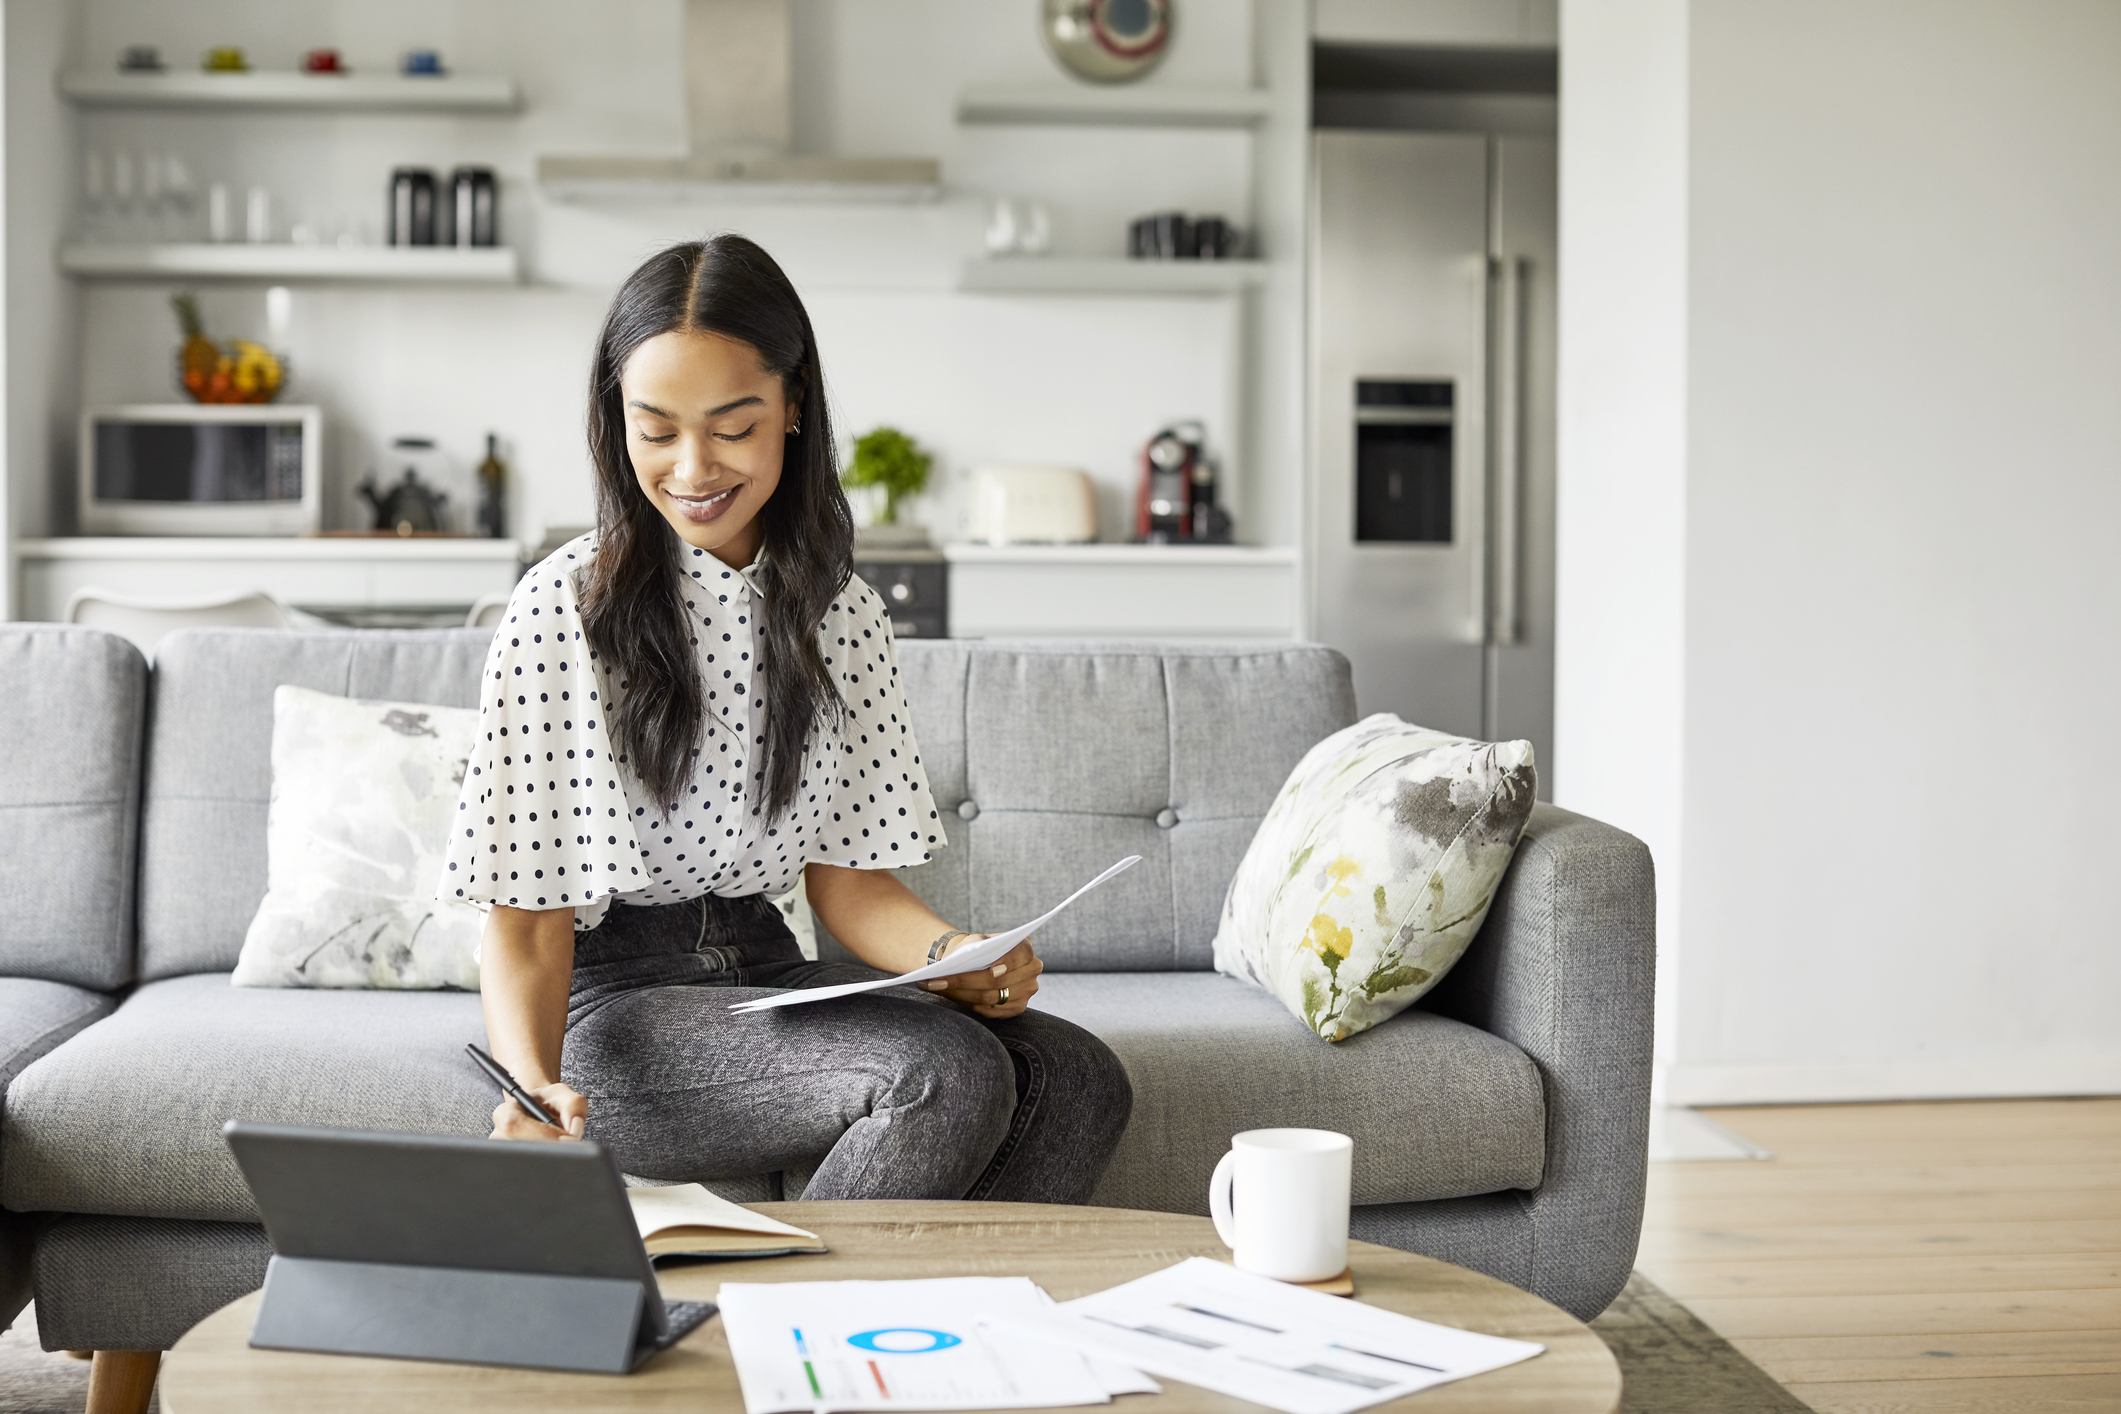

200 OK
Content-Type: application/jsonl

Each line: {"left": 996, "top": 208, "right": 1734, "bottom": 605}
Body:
{"left": 1636, "top": 1097, "right": 2121, "bottom": 1413}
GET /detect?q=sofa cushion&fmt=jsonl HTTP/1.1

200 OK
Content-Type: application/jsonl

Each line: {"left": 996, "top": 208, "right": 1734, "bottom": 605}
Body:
{"left": 0, "top": 625, "right": 146, "bottom": 989}
{"left": 140, "top": 629, "right": 494, "bottom": 980}
{"left": 2, "top": 974, "right": 490, "bottom": 1222}
{"left": 142, "top": 633, "right": 1356, "bottom": 981}
{"left": 233, "top": 685, "right": 484, "bottom": 990}
{"left": 1033, "top": 971, "right": 1544, "bottom": 1212}
{"left": 0, "top": 978, "right": 113, "bottom": 1327}
{"left": 0, "top": 979, "right": 115, "bottom": 1095}
{"left": 1214, "top": 714, "right": 1538, "bottom": 1041}
{"left": 864, "top": 643, "right": 1359, "bottom": 971}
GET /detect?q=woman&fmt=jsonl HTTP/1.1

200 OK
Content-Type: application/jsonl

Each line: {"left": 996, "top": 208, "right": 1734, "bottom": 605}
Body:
{"left": 443, "top": 235, "right": 1131, "bottom": 1202}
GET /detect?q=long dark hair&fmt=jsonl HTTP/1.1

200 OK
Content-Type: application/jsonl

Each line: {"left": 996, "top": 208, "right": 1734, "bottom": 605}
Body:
{"left": 580, "top": 235, "right": 853, "bottom": 821}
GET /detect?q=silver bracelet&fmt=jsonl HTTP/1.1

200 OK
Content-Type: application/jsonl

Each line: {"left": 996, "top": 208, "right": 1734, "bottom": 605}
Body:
{"left": 927, "top": 929, "right": 971, "bottom": 964}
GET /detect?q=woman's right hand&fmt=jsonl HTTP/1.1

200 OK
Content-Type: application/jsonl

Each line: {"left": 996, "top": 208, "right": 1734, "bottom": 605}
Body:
{"left": 490, "top": 1082, "right": 588, "bottom": 1142}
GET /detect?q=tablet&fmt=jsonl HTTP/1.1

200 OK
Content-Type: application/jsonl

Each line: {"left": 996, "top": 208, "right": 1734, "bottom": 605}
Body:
{"left": 224, "top": 1121, "right": 715, "bottom": 1373}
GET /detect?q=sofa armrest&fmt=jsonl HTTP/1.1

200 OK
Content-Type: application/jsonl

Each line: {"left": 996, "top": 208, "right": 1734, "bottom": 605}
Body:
{"left": 1421, "top": 800, "right": 1657, "bottom": 1317}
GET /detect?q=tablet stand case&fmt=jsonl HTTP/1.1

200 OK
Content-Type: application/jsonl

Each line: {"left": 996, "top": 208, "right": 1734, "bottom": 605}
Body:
{"left": 251, "top": 1256, "right": 716, "bottom": 1373}
{"left": 223, "top": 1122, "right": 716, "bottom": 1375}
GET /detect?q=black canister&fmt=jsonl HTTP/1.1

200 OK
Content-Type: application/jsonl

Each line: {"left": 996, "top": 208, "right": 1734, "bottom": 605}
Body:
{"left": 389, "top": 168, "right": 437, "bottom": 246}
{"left": 451, "top": 167, "right": 498, "bottom": 247}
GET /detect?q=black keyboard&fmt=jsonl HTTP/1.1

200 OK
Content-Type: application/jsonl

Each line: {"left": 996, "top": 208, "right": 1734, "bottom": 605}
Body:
{"left": 653, "top": 1305, "right": 721, "bottom": 1348}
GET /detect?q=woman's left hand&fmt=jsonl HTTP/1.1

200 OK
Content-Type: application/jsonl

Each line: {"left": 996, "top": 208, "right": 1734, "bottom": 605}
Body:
{"left": 922, "top": 936, "right": 1042, "bottom": 1018}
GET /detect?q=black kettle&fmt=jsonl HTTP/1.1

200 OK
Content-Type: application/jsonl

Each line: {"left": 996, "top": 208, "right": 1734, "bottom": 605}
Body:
{"left": 358, "top": 468, "right": 449, "bottom": 535}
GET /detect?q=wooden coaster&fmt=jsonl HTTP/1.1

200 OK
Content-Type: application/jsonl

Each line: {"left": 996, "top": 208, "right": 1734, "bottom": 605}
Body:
{"left": 1292, "top": 1266, "right": 1356, "bottom": 1297}
{"left": 1214, "top": 1258, "right": 1359, "bottom": 1296}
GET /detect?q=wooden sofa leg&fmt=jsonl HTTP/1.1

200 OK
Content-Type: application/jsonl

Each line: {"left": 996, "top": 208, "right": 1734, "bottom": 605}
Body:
{"left": 86, "top": 1350, "right": 160, "bottom": 1414}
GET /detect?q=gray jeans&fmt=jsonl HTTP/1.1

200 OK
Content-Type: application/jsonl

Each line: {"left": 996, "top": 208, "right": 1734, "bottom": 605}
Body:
{"left": 561, "top": 893, "right": 1132, "bottom": 1203}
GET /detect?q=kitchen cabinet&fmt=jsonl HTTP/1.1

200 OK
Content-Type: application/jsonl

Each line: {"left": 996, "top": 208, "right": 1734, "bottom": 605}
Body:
{"left": 943, "top": 544, "right": 1298, "bottom": 639}
{"left": 15, "top": 537, "right": 522, "bottom": 622}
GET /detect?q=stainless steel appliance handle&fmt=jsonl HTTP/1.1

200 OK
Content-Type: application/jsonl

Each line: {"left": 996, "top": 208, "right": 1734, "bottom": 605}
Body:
{"left": 1468, "top": 254, "right": 1494, "bottom": 646}
{"left": 1491, "top": 256, "right": 1529, "bottom": 648}
{"left": 1354, "top": 407, "right": 1455, "bottom": 426}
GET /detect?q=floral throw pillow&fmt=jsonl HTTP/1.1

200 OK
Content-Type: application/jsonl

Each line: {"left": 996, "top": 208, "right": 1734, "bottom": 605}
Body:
{"left": 233, "top": 685, "right": 484, "bottom": 989}
{"left": 1212, "top": 714, "right": 1537, "bottom": 1041}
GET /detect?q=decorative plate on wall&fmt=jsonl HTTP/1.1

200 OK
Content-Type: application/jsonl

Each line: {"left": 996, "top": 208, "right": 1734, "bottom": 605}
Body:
{"left": 1040, "top": 0, "right": 1173, "bottom": 83}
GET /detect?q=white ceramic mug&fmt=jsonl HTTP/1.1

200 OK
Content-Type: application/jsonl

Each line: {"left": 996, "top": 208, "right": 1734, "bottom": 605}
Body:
{"left": 1208, "top": 1128, "right": 1353, "bottom": 1282}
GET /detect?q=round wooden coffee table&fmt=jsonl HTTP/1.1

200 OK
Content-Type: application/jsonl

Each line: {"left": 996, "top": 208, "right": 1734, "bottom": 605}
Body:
{"left": 160, "top": 1202, "right": 1619, "bottom": 1413}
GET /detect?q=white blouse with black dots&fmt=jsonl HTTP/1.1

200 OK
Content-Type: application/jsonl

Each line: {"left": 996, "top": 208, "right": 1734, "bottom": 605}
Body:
{"left": 439, "top": 531, "right": 945, "bottom": 930}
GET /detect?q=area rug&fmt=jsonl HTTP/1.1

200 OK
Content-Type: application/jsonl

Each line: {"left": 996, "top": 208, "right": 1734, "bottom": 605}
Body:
{"left": 1592, "top": 1272, "right": 1814, "bottom": 1413}
{"left": 0, "top": 1278, "right": 1800, "bottom": 1414}
{"left": 0, "top": 1304, "right": 154, "bottom": 1414}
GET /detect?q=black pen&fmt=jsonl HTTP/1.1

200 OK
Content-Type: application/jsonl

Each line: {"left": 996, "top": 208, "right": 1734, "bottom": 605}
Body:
{"left": 464, "top": 1042, "right": 565, "bottom": 1130}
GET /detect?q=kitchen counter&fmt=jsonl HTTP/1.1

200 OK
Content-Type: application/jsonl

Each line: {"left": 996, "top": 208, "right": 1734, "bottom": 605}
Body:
{"left": 14, "top": 537, "right": 1305, "bottom": 640}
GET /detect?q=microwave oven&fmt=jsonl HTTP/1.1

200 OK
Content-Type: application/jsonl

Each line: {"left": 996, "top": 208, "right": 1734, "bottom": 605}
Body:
{"left": 79, "top": 404, "right": 322, "bottom": 536}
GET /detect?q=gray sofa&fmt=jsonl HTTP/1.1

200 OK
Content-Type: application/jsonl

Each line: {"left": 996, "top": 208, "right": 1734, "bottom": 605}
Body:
{"left": 0, "top": 623, "right": 1653, "bottom": 1357}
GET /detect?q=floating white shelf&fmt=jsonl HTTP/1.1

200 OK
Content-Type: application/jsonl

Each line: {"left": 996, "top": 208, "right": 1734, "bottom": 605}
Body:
{"left": 58, "top": 70, "right": 519, "bottom": 113}
{"left": 58, "top": 243, "right": 521, "bottom": 284}
{"left": 956, "top": 84, "right": 1271, "bottom": 128}
{"left": 959, "top": 257, "right": 1266, "bottom": 296}
{"left": 537, "top": 155, "right": 941, "bottom": 206}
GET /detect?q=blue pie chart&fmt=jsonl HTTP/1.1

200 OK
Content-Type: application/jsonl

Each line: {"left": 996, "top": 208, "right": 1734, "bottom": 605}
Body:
{"left": 848, "top": 1328, "right": 962, "bottom": 1354}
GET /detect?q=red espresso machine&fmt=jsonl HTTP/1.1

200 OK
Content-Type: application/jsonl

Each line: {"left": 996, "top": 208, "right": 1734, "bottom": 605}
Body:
{"left": 1133, "top": 421, "right": 1234, "bottom": 543}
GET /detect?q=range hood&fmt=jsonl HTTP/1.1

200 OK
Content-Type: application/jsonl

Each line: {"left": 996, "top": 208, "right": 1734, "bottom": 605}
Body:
{"left": 538, "top": 0, "right": 941, "bottom": 204}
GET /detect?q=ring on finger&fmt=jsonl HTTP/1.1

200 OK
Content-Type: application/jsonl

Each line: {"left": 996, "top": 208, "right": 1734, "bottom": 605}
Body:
{"left": 998, "top": 986, "right": 1011, "bottom": 1003}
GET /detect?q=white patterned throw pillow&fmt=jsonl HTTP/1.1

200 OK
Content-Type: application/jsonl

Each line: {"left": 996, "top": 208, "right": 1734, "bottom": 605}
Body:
{"left": 1213, "top": 714, "right": 1537, "bottom": 1042}
{"left": 234, "top": 685, "right": 484, "bottom": 989}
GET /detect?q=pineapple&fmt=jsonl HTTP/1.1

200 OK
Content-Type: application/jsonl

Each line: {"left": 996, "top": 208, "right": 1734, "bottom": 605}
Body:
{"left": 173, "top": 293, "right": 220, "bottom": 400}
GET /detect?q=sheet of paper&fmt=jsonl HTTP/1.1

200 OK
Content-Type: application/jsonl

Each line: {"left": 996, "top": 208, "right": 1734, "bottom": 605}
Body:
{"left": 992, "top": 1257, "right": 1545, "bottom": 1414}
{"left": 730, "top": 856, "right": 1141, "bottom": 1014}
{"left": 717, "top": 1276, "right": 1125, "bottom": 1413}
{"left": 624, "top": 1182, "right": 819, "bottom": 1242}
{"left": 1036, "top": 1286, "right": 1161, "bottom": 1398}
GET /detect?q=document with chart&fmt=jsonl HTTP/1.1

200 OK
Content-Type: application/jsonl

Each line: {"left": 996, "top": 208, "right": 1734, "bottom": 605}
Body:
{"left": 994, "top": 1258, "right": 1545, "bottom": 1414}
{"left": 729, "top": 857, "right": 1140, "bottom": 1014}
{"left": 716, "top": 1276, "right": 1149, "bottom": 1412}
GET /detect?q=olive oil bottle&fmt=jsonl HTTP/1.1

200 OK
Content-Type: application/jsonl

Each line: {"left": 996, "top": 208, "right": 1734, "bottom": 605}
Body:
{"left": 475, "top": 433, "right": 506, "bottom": 539}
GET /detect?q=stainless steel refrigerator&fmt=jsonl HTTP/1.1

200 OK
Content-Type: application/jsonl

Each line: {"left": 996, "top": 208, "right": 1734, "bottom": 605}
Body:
{"left": 1307, "top": 130, "right": 1557, "bottom": 786}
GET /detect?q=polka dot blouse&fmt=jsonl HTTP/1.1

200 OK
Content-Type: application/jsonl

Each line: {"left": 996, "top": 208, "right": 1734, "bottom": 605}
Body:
{"left": 440, "top": 531, "right": 945, "bottom": 930}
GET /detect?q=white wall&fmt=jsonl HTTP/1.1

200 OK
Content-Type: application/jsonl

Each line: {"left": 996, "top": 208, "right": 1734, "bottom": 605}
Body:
{"left": 3, "top": 0, "right": 82, "bottom": 605}
{"left": 1553, "top": 0, "right": 1690, "bottom": 1073}
{"left": 1678, "top": 0, "right": 2121, "bottom": 1102}
{"left": 1559, "top": 0, "right": 2121, "bottom": 1103}
{"left": 57, "top": 0, "right": 1274, "bottom": 549}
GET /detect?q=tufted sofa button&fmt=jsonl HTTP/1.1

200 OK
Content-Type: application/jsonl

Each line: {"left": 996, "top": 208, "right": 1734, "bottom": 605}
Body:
{"left": 1155, "top": 807, "right": 1179, "bottom": 829}
{"left": 957, "top": 800, "right": 980, "bottom": 821}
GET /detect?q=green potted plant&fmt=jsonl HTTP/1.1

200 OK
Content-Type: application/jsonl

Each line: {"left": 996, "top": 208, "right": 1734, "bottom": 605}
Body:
{"left": 842, "top": 427, "right": 933, "bottom": 546}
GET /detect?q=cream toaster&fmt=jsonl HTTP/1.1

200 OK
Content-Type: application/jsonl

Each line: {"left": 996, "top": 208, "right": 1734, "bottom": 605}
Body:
{"left": 966, "top": 465, "right": 1097, "bottom": 544}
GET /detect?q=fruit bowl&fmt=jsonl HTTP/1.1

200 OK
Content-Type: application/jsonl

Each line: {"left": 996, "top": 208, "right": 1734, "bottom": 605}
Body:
{"left": 175, "top": 342, "right": 287, "bottom": 405}
{"left": 170, "top": 291, "right": 287, "bottom": 404}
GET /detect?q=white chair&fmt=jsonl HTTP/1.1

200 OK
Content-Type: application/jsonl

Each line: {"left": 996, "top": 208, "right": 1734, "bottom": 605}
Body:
{"left": 65, "top": 587, "right": 297, "bottom": 659}
{"left": 465, "top": 592, "right": 512, "bottom": 629}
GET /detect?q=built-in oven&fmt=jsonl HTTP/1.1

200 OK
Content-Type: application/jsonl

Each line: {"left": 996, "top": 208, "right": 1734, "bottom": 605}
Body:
{"left": 851, "top": 548, "right": 948, "bottom": 638}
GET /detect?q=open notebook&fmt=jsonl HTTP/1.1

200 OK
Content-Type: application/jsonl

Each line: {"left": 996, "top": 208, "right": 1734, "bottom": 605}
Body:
{"left": 625, "top": 1183, "right": 828, "bottom": 1260}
